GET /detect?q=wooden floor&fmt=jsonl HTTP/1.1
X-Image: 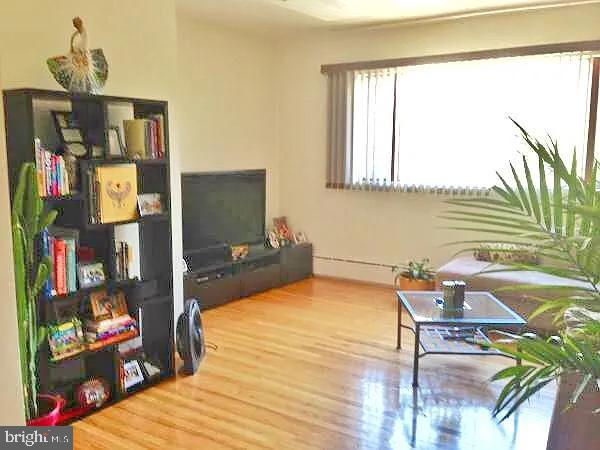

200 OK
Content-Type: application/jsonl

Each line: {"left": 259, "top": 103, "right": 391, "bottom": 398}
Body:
{"left": 73, "top": 277, "right": 555, "bottom": 450}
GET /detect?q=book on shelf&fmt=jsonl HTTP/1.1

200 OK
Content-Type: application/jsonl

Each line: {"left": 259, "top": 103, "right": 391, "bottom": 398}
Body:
{"left": 114, "top": 223, "right": 141, "bottom": 280}
{"left": 88, "top": 164, "right": 138, "bottom": 224}
{"left": 123, "top": 115, "right": 165, "bottom": 160}
{"left": 43, "top": 226, "right": 79, "bottom": 298}
{"left": 34, "top": 138, "right": 71, "bottom": 197}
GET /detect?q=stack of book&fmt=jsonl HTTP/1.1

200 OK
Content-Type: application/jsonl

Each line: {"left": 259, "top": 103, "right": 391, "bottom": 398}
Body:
{"left": 84, "top": 315, "right": 137, "bottom": 347}
{"left": 34, "top": 138, "right": 71, "bottom": 197}
{"left": 123, "top": 115, "right": 165, "bottom": 160}
{"left": 42, "top": 227, "right": 78, "bottom": 297}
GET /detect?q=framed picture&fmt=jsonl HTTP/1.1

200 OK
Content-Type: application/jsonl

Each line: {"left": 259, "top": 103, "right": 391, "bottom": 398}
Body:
{"left": 267, "top": 230, "right": 280, "bottom": 249}
{"left": 108, "top": 126, "right": 126, "bottom": 158}
{"left": 65, "top": 142, "right": 88, "bottom": 158}
{"left": 77, "top": 262, "right": 106, "bottom": 289}
{"left": 273, "top": 216, "right": 292, "bottom": 240}
{"left": 137, "top": 193, "right": 163, "bottom": 216}
{"left": 52, "top": 110, "right": 89, "bottom": 158}
{"left": 61, "top": 128, "right": 83, "bottom": 142}
{"left": 122, "top": 359, "right": 145, "bottom": 390}
{"left": 293, "top": 232, "right": 308, "bottom": 244}
{"left": 90, "top": 290, "right": 128, "bottom": 320}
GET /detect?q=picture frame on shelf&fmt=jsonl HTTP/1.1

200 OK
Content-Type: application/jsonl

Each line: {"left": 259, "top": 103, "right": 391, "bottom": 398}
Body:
{"left": 107, "top": 126, "right": 127, "bottom": 158}
{"left": 51, "top": 110, "right": 89, "bottom": 158}
{"left": 90, "top": 290, "right": 128, "bottom": 320}
{"left": 293, "top": 231, "right": 308, "bottom": 244}
{"left": 77, "top": 261, "right": 106, "bottom": 289}
{"left": 122, "top": 359, "right": 145, "bottom": 390}
{"left": 273, "top": 216, "right": 292, "bottom": 241}
{"left": 137, "top": 193, "right": 163, "bottom": 216}
{"left": 267, "top": 230, "right": 280, "bottom": 249}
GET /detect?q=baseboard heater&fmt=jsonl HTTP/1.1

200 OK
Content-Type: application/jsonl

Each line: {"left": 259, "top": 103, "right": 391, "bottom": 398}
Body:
{"left": 314, "top": 255, "right": 394, "bottom": 269}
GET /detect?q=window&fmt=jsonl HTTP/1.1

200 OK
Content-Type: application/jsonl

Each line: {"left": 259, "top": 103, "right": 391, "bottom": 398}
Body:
{"left": 326, "top": 52, "right": 595, "bottom": 192}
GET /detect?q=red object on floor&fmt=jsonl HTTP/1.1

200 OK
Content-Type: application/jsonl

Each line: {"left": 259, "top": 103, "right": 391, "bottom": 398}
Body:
{"left": 56, "top": 405, "right": 94, "bottom": 424}
{"left": 26, "top": 394, "right": 65, "bottom": 426}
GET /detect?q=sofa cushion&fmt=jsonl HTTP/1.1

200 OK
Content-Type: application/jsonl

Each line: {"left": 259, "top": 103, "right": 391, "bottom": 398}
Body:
{"left": 436, "top": 256, "right": 588, "bottom": 333}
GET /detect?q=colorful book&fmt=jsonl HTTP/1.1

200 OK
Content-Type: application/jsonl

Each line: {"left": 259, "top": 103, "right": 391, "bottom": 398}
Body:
{"left": 66, "top": 238, "right": 77, "bottom": 293}
{"left": 41, "top": 229, "right": 52, "bottom": 297}
{"left": 34, "top": 138, "right": 46, "bottom": 195}
{"left": 48, "top": 236, "right": 57, "bottom": 296}
{"left": 44, "top": 151, "right": 52, "bottom": 197}
{"left": 54, "top": 239, "right": 67, "bottom": 296}
{"left": 85, "top": 315, "right": 135, "bottom": 333}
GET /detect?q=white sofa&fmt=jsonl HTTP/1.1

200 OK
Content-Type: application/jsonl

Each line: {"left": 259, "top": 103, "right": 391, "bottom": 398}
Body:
{"left": 436, "top": 256, "right": 589, "bottom": 333}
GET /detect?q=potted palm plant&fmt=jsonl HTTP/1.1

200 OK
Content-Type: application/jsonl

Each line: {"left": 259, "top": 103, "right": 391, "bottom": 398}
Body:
{"left": 393, "top": 258, "right": 436, "bottom": 291}
{"left": 444, "top": 120, "right": 600, "bottom": 449}
{"left": 11, "top": 163, "right": 61, "bottom": 424}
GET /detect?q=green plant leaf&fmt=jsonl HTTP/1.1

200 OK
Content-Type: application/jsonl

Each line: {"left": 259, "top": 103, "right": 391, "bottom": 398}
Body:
{"left": 539, "top": 156, "right": 552, "bottom": 229}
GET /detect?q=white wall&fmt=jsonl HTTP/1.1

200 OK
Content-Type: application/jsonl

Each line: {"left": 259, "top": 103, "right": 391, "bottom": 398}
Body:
{"left": 176, "top": 15, "right": 280, "bottom": 221}
{"left": 0, "top": 0, "right": 180, "bottom": 424}
{"left": 0, "top": 60, "right": 25, "bottom": 425}
{"left": 277, "top": 3, "right": 600, "bottom": 284}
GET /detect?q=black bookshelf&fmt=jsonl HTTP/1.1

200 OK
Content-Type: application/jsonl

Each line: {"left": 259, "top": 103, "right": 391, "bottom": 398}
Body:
{"left": 3, "top": 88, "right": 175, "bottom": 422}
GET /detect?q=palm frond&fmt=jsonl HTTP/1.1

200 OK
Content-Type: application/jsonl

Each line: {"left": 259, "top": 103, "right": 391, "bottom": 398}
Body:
{"left": 444, "top": 121, "right": 600, "bottom": 420}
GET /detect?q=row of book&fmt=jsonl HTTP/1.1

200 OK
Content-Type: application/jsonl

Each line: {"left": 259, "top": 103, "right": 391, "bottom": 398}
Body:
{"left": 115, "top": 241, "right": 131, "bottom": 281}
{"left": 41, "top": 227, "right": 78, "bottom": 297}
{"left": 124, "top": 115, "right": 165, "bottom": 160}
{"left": 34, "top": 138, "right": 71, "bottom": 197}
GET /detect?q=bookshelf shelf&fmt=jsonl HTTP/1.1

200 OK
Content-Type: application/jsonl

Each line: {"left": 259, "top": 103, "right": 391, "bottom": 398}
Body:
{"left": 85, "top": 213, "right": 169, "bottom": 230}
{"left": 3, "top": 88, "right": 174, "bottom": 423}
{"left": 47, "top": 278, "right": 139, "bottom": 301}
{"left": 83, "top": 158, "right": 167, "bottom": 167}
{"left": 43, "top": 193, "right": 85, "bottom": 202}
{"left": 48, "top": 341, "right": 116, "bottom": 365}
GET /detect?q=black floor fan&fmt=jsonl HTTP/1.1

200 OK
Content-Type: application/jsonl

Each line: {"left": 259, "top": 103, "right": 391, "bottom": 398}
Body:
{"left": 176, "top": 298, "right": 205, "bottom": 375}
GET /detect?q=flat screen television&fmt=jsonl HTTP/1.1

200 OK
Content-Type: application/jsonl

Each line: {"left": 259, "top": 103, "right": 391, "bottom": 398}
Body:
{"left": 181, "top": 170, "right": 266, "bottom": 254}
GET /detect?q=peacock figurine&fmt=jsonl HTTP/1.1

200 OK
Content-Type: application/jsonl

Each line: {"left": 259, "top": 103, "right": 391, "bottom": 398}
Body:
{"left": 47, "top": 17, "right": 108, "bottom": 94}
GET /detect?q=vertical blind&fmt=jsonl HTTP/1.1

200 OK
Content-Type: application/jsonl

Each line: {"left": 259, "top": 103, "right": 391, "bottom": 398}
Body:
{"left": 326, "top": 52, "right": 593, "bottom": 193}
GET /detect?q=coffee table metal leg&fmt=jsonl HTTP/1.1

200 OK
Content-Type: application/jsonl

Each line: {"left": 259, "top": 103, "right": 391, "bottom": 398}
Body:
{"left": 397, "top": 301, "right": 402, "bottom": 350}
{"left": 412, "top": 324, "right": 420, "bottom": 387}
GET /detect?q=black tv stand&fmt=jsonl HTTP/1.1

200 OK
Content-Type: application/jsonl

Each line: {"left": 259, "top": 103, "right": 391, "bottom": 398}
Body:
{"left": 183, "top": 243, "right": 313, "bottom": 310}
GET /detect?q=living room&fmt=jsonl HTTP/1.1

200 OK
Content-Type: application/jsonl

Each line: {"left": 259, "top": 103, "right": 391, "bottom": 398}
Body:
{"left": 0, "top": 1, "right": 599, "bottom": 449}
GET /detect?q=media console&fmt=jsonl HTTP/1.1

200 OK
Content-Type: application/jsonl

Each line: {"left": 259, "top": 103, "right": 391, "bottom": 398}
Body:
{"left": 183, "top": 243, "right": 313, "bottom": 310}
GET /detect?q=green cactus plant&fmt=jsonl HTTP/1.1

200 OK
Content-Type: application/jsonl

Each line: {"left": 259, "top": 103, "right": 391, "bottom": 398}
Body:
{"left": 11, "top": 162, "right": 57, "bottom": 420}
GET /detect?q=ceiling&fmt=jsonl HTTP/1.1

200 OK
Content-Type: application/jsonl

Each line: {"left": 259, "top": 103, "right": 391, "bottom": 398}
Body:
{"left": 176, "top": 0, "right": 598, "bottom": 36}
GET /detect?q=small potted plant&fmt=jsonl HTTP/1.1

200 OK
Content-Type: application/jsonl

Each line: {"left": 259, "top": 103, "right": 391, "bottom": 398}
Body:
{"left": 393, "top": 258, "right": 436, "bottom": 291}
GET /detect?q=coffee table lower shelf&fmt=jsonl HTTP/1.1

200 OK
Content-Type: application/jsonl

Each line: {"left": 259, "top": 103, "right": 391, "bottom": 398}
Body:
{"left": 399, "top": 324, "right": 520, "bottom": 387}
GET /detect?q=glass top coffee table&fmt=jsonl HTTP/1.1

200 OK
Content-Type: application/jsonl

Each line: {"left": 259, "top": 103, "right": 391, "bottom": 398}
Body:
{"left": 396, "top": 290, "right": 527, "bottom": 387}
